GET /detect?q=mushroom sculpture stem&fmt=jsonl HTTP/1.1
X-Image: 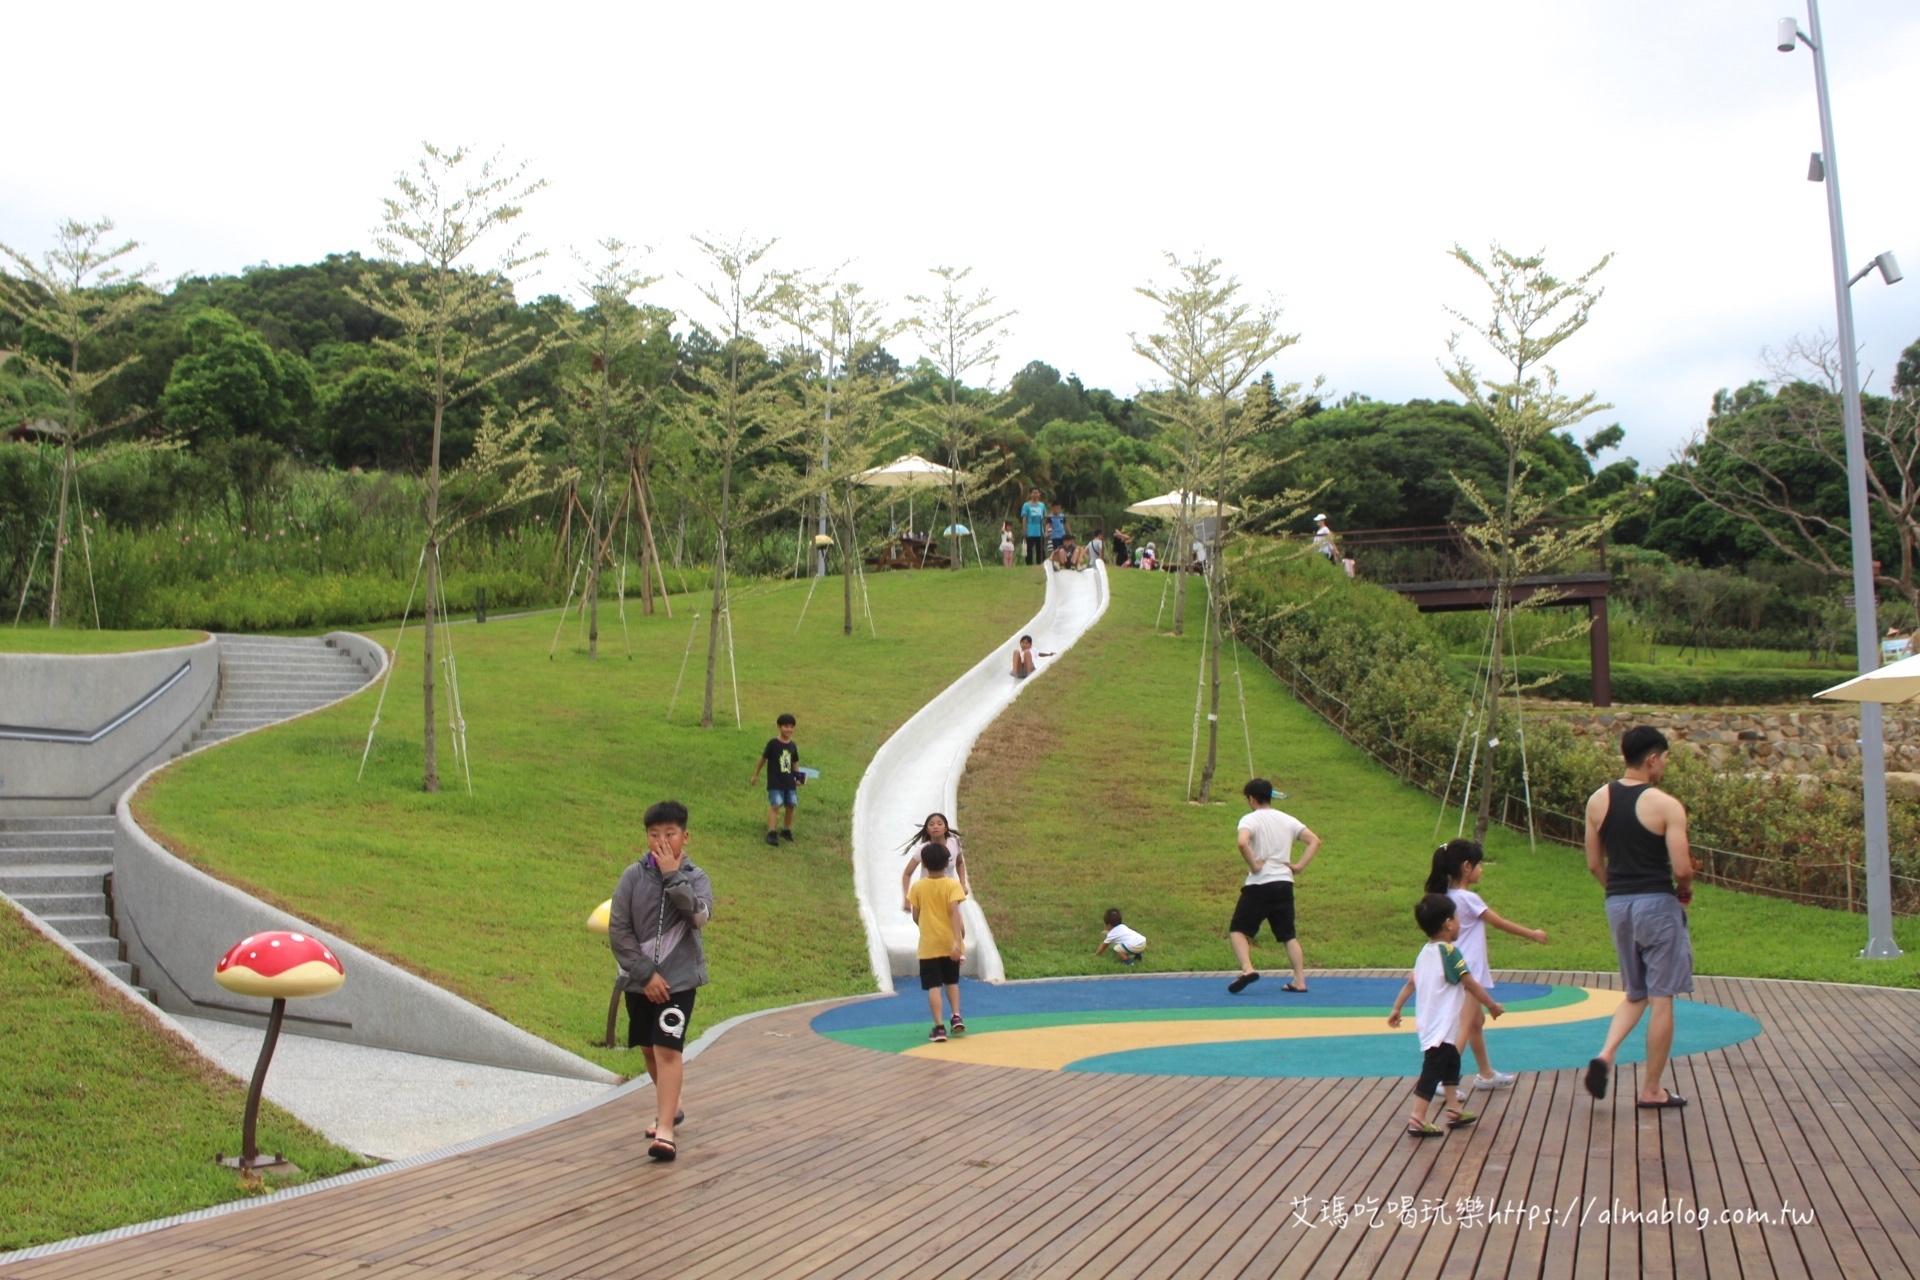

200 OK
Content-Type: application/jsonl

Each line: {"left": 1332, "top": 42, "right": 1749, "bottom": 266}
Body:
{"left": 213, "top": 930, "right": 346, "bottom": 1175}
{"left": 240, "top": 997, "right": 287, "bottom": 1170}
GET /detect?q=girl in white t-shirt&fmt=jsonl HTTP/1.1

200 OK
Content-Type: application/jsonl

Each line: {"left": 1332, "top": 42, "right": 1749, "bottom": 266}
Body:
{"left": 999, "top": 522, "right": 1016, "bottom": 568}
{"left": 1426, "top": 839, "right": 1549, "bottom": 1090}
{"left": 902, "top": 812, "right": 968, "bottom": 910}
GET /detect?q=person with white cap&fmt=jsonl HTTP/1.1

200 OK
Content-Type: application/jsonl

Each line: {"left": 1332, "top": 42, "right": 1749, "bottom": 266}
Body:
{"left": 1311, "top": 514, "right": 1338, "bottom": 563}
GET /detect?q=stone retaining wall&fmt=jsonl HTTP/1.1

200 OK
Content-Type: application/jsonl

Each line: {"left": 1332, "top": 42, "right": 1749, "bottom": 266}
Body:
{"left": 1538, "top": 704, "right": 1920, "bottom": 776}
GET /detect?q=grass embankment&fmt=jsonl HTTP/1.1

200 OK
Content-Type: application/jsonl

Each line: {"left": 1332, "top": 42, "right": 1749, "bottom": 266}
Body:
{"left": 965, "top": 570, "right": 1920, "bottom": 986}
{"left": 138, "top": 568, "right": 1046, "bottom": 1073}
{"left": 0, "top": 906, "right": 361, "bottom": 1251}
{"left": 0, "top": 626, "right": 206, "bottom": 654}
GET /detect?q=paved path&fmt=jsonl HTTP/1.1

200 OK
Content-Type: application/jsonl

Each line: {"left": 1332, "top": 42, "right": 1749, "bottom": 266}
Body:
{"left": 9, "top": 970, "right": 1916, "bottom": 1279}
{"left": 172, "top": 1016, "right": 608, "bottom": 1161}
{"left": 854, "top": 562, "right": 1109, "bottom": 985}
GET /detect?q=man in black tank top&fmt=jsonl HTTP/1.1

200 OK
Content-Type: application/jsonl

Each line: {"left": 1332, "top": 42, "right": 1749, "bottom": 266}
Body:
{"left": 1580, "top": 726, "right": 1696, "bottom": 1110}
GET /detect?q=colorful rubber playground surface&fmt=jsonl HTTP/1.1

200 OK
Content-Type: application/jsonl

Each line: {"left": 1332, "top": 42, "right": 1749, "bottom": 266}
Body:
{"left": 813, "top": 974, "right": 1763, "bottom": 1076}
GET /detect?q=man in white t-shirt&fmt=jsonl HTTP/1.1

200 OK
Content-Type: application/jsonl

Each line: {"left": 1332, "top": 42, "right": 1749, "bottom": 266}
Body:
{"left": 1226, "top": 778, "right": 1322, "bottom": 994}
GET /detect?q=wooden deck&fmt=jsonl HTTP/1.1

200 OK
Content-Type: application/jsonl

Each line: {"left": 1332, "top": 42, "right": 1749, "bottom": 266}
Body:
{"left": 8, "top": 971, "right": 1919, "bottom": 1280}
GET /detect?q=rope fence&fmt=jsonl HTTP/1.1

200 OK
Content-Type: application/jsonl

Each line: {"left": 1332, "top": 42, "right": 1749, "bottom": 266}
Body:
{"left": 1234, "top": 623, "right": 1920, "bottom": 917}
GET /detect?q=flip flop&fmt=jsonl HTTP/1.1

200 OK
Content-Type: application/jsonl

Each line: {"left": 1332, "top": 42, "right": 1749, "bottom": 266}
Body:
{"left": 1447, "top": 1111, "right": 1478, "bottom": 1129}
{"left": 647, "top": 1137, "right": 678, "bottom": 1162}
{"left": 1584, "top": 1058, "right": 1610, "bottom": 1100}
{"left": 1636, "top": 1092, "right": 1688, "bottom": 1110}
{"left": 1406, "top": 1122, "right": 1443, "bottom": 1138}
{"left": 1280, "top": 983, "right": 1309, "bottom": 994}
{"left": 1227, "top": 973, "right": 1260, "bottom": 994}
{"left": 645, "top": 1110, "right": 685, "bottom": 1140}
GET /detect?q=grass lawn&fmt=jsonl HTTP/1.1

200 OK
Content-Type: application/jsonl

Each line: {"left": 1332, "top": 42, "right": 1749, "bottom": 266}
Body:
{"left": 0, "top": 626, "right": 206, "bottom": 653}
{"left": 137, "top": 568, "right": 1046, "bottom": 1073}
{"left": 0, "top": 906, "right": 362, "bottom": 1251}
{"left": 964, "top": 569, "right": 1920, "bottom": 987}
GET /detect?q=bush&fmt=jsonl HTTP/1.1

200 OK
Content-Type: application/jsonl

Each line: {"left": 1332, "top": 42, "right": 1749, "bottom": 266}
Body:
{"left": 1231, "top": 539, "right": 1920, "bottom": 913}
{"left": 1484, "top": 656, "right": 1838, "bottom": 706}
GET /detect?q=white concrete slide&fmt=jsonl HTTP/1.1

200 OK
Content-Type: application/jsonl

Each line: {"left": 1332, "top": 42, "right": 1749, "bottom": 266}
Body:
{"left": 852, "top": 563, "right": 1110, "bottom": 991}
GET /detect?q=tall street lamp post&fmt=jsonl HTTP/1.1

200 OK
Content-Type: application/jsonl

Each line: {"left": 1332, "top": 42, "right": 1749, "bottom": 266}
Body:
{"left": 1778, "top": 3, "right": 1906, "bottom": 958}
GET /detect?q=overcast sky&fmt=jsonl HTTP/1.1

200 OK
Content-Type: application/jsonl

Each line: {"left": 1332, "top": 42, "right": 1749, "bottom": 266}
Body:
{"left": 5, "top": 1, "right": 1918, "bottom": 471}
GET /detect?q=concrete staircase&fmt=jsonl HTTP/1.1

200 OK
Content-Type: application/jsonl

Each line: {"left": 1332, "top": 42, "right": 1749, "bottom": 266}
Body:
{"left": 189, "top": 634, "right": 375, "bottom": 748}
{"left": 0, "top": 814, "right": 143, "bottom": 989}
{"left": 2, "top": 633, "right": 376, "bottom": 997}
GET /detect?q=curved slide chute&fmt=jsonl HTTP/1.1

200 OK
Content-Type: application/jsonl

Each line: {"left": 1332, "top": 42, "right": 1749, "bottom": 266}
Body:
{"left": 851, "top": 563, "right": 1110, "bottom": 991}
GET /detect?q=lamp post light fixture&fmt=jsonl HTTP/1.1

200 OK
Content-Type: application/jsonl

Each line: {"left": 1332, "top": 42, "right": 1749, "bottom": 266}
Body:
{"left": 1778, "top": 3, "right": 1905, "bottom": 959}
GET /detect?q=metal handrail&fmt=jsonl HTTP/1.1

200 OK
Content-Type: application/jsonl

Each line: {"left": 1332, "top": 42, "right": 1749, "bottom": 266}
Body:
{"left": 0, "top": 661, "right": 193, "bottom": 744}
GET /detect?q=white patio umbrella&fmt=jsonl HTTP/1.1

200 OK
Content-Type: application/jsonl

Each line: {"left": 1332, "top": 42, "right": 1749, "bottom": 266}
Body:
{"left": 1816, "top": 650, "right": 1920, "bottom": 703}
{"left": 856, "top": 454, "right": 963, "bottom": 535}
{"left": 1124, "top": 489, "right": 1242, "bottom": 520}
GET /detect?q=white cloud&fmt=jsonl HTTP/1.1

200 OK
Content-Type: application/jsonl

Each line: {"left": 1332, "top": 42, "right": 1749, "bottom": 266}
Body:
{"left": 4, "top": 0, "right": 1916, "bottom": 471}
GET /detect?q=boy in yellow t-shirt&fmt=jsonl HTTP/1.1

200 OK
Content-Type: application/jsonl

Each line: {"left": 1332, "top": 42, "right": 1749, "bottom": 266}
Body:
{"left": 907, "top": 843, "right": 968, "bottom": 1042}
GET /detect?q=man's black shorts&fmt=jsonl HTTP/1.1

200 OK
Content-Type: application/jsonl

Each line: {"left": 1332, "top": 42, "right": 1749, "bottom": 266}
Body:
{"left": 1229, "top": 880, "right": 1296, "bottom": 943}
{"left": 919, "top": 957, "right": 961, "bottom": 990}
{"left": 626, "top": 987, "right": 697, "bottom": 1052}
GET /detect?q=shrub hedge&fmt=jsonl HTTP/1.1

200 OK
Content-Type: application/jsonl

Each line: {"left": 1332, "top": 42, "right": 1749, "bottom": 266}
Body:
{"left": 1230, "top": 544, "right": 1920, "bottom": 913}
{"left": 1475, "top": 656, "right": 1838, "bottom": 706}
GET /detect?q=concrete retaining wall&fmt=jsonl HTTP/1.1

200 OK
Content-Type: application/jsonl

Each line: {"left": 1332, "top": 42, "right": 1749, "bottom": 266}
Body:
{"left": 108, "top": 632, "right": 617, "bottom": 1085}
{"left": 0, "top": 636, "right": 218, "bottom": 815}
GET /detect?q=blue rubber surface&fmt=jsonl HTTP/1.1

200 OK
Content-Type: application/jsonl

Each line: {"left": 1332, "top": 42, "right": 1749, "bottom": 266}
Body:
{"left": 1064, "top": 1000, "right": 1764, "bottom": 1078}
{"left": 810, "top": 975, "right": 1555, "bottom": 1032}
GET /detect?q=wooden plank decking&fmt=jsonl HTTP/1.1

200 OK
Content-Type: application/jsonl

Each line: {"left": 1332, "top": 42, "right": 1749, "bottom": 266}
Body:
{"left": 7, "top": 971, "right": 1918, "bottom": 1280}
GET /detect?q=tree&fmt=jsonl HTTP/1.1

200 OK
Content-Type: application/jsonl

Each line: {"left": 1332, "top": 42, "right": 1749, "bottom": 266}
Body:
{"left": 557, "top": 241, "right": 670, "bottom": 658}
{"left": 159, "top": 309, "right": 318, "bottom": 452}
{"left": 0, "top": 218, "right": 157, "bottom": 625}
{"left": 1441, "top": 242, "right": 1613, "bottom": 842}
{"left": 910, "top": 266, "right": 1014, "bottom": 570}
{"left": 1672, "top": 333, "right": 1920, "bottom": 631}
{"left": 777, "top": 272, "right": 907, "bottom": 634}
{"left": 1132, "top": 253, "right": 1297, "bottom": 642}
{"left": 671, "top": 234, "right": 800, "bottom": 727}
{"left": 352, "top": 144, "right": 549, "bottom": 792}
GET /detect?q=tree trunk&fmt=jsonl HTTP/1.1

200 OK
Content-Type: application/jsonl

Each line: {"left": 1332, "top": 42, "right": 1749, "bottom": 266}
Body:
{"left": 48, "top": 441, "right": 72, "bottom": 627}
{"left": 1171, "top": 511, "right": 1190, "bottom": 635}
{"left": 701, "top": 464, "right": 731, "bottom": 729}
{"left": 1472, "top": 444, "right": 1521, "bottom": 843}
{"left": 842, "top": 490, "right": 855, "bottom": 636}
{"left": 1199, "top": 560, "right": 1223, "bottom": 801}
{"left": 422, "top": 332, "right": 445, "bottom": 794}
{"left": 586, "top": 480, "right": 604, "bottom": 660}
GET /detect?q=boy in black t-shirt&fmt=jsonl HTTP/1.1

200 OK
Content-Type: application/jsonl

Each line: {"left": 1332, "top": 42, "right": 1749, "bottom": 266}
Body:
{"left": 748, "top": 712, "right": 802, "bottom": 847}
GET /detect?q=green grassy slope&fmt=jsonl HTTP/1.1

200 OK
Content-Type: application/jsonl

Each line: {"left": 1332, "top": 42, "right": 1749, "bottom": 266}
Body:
{"left": 964, "top": 569, "right": 1920, "bottom": 986}
{"left": 0, "top": 906, "right": 360, "bottom": 1251}
{"left": 0, "top": 626, "right": 206, "bottom": 653}
{"left": 138, "top": 568, "right": 1047, "bottom": 1072}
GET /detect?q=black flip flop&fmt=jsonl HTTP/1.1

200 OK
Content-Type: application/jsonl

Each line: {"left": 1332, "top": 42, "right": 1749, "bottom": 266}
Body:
{"left": 645, "top": 1109, "right": 685, "bottom": 1140}
{"left": 648, "top": 1137, "right": 678, "bottom": 1161}
{"left": 1228, "top": 973, "right": 1260, "bottom": 994}
{"left": 1636, "top": 1092, "right": 1688, "bottom": 1110}
{"left": 1280, "top": 982, "right": 1309, "bottom": 994}
{"left": 1584, "top": 1058, "right": 1610, "bottom": 1100}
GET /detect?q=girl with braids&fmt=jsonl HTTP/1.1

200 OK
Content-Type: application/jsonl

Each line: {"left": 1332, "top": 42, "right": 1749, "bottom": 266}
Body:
{"left": 901, "top": 813, "right": 968, "bottom": 911}
{"left": 1426, "top": 839, "right": 1549, "bottom": 1090}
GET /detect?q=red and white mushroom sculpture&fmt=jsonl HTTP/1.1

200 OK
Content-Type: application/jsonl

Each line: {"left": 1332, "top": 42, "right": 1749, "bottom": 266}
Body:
{"left": 214, "top": 931, "right": 345, "bottom": 1171}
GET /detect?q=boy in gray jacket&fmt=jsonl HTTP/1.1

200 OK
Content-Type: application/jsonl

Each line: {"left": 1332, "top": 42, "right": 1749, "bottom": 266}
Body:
{"left": 609, "top": 799, "right": 713, "bottom": 1162}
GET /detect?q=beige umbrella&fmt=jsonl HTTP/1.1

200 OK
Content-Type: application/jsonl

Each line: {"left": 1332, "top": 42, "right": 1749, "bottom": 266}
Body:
{"left": 855, "top": 454, "right": 965, "bottom": 487}
{"left": 1816, "top": 651, "right": 1920, "bottom": 703}
{"left": 856, "top": 455, "right": 967, "bottom": 545}
{"left": 1125, "top": 489, "right": 1242, "bottom": 519}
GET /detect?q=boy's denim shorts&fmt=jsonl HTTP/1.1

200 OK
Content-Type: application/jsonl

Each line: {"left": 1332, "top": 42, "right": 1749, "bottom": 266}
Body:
{"left": 768, "top": 788, "right": 799, "bottom": 808}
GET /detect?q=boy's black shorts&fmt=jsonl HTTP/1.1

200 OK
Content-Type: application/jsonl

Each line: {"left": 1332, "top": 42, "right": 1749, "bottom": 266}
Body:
{"left": 1415, "top": 1042, "right": 1463, "bottom": 1101}
{"left": 1229, "top": 881, "right": 1296, "bottom": 942}
{"left": 626, "top": 987, "right": 697, "bottom": 1052}
{"left": 919, "top": 957, "right": 961, "bottom": 990}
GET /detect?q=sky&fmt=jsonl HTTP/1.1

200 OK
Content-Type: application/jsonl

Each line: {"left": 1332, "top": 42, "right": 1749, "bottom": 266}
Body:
{"left": 5, "top": 1, "right": 1918, "bottom": 473}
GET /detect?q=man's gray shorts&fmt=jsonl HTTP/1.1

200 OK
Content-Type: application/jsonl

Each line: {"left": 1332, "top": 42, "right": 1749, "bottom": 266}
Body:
{"left": 1606, "top": 892, "right": 1694, "bottom": 1001}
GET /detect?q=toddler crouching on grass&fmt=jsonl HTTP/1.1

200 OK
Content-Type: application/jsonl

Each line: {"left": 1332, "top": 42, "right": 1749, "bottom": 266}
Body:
{"left": 1094, "top": 909, "right": 1147, "bottom": 965}
{"left": 1387, "top": 893, "right": 1504, "bottom": 1137}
